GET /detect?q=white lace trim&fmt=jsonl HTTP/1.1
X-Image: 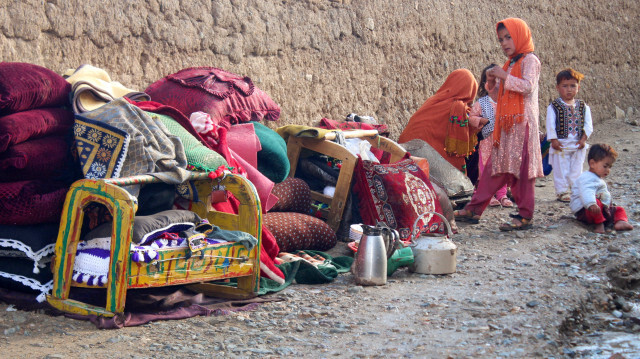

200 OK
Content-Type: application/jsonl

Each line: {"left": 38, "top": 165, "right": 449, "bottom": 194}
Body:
{"left": 0, "top": 239, "right": 55, "bottom": 274}
{"left": 0, "top": 271, "right": 53, "bottom": 303}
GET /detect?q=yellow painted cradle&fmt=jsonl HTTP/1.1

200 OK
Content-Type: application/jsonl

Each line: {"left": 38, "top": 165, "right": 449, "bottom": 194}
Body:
{"left": 46, "top": 172, "right": 262, "bottom": 317}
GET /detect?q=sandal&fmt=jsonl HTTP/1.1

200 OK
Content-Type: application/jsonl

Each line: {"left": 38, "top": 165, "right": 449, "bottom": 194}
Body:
{"left": 499, "top": 214, "right": 533, "bottom": 231}
{"left": 489, "top": 197, "right": 501, "bottom": 207}
{"left": 499, "top": 197, "right": 514, "bottom": 208}
{"left": 453, "top": 209, "right": 481, "bottom": 224}
{"left": 557, "top": 192, "right": 571, "bottom": 202}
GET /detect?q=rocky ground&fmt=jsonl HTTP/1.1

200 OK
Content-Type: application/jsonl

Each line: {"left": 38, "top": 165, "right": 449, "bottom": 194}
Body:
{"left": 0, "top": 120, "right": 639, "bottom": 358}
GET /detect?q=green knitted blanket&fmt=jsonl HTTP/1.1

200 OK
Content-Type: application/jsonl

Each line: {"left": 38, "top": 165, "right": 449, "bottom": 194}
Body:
{"left": 147, "top": 112, "right": 228, "bottom": 172}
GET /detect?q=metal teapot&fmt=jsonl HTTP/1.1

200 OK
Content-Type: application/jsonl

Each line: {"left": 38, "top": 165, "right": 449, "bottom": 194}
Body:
{"left": 352, "top": 223, "right": 400, "bottom": 286}
{"left": 408, "top": 211, "right": 457, "bottom": 275}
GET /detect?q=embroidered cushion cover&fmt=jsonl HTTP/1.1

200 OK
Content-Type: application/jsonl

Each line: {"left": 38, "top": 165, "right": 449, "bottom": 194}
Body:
{"left": 352, "top": 157, "right": 445, "bottom": 241}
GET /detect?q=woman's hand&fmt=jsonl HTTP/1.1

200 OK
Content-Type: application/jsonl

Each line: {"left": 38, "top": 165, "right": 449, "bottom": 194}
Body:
{"left": 488, "top": 66, "right": 508, "bottom": 80}
{"left": 479, "top": 117, "right": 489, "bottom": 127}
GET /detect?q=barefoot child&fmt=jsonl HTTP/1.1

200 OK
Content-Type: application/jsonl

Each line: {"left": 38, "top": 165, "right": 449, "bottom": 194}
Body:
{"left": 570, "top": 143, "right": 633, "bottom": 233}
{"left": 546, "top": 68, "right": 593, "bottom": 202}
{"left": 468, "top": 64, "right": 513, "bottom": 207}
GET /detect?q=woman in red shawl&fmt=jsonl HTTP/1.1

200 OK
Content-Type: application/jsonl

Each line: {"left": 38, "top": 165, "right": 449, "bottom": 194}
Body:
{"left": 398, "top": 68, "right": 479, "bottom": 174}
{"left": 454, "top": 18, "right": 543, "bottom": 231}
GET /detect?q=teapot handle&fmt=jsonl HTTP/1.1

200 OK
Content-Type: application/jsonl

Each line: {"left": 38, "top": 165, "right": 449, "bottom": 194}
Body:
{"left": 409, "top": 211, "right": 453, "bottom": 246}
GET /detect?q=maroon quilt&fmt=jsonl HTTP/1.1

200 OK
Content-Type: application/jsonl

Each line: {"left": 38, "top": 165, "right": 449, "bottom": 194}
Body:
{"left": 0, "top": 180, "right": 69, "bottom": 225}
{"left": 353, "top": 157, "right": 445, "bottom": 241}
{"left": 0, "top": 62, "right": 71, "bottom": 115}
{"left": 0, "top": 136, "right": 73, "bottom": 182}
{"left": 145, "top": 67, "right": 280, "bottom": 128}
{"left": 0, "top": 108, "right": 74, "bottom": 153}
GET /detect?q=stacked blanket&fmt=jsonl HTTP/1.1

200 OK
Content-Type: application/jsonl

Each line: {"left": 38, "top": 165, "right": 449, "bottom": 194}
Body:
{"left": 0, "top": 62, "right": 77, "bottom": 301}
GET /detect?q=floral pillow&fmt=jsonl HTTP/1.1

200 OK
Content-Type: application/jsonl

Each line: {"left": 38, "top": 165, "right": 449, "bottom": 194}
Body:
{"left": 352, "top": 157, "right": 445, "bottom": 241}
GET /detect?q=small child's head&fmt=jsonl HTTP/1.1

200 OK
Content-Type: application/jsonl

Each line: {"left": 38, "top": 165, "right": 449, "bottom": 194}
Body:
{"left": 556, "top": 68, "right": 584, "bottom": 102}
{"left": 478, "top": 63, "right": 498, "bottom": 98}
{"left": 588, "top": 143, "right": 618, "bottom": 178}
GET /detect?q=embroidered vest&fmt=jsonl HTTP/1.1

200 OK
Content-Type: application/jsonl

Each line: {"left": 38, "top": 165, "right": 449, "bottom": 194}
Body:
{"left": 478, "top": 96, "right": 495, "bottom": 140}
{"left": 551, "top": 98, "right": 586, "bottom": 139}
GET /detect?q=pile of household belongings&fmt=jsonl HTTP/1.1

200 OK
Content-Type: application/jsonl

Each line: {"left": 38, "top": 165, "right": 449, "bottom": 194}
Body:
{"left": 0, "top": 63, "right": 459, "bottom": 328}
{"left": 0, "top": 62, "right": 349, "bottom": 310}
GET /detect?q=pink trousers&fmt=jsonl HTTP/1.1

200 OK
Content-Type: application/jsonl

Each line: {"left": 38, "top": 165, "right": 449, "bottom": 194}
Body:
{"left": 465, "top": 128, "right": 536, "bottom": 219}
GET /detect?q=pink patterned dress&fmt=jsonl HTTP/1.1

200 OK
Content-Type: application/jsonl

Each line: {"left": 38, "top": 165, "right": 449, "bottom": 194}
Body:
{"left": 487, "top": 53, "right": 544, "bottom": 179}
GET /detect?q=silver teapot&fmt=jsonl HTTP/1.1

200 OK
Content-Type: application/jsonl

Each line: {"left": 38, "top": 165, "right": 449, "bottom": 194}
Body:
{"left": 352, "top": 223, "right": 400, "bottom": 286}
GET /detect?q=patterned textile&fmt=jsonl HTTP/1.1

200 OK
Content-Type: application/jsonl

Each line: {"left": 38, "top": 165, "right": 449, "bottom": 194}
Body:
{"left": 269, "top": 177, "right": 311, "bottom": 214}
{"left": 478, "top": 96, "right": 496, "bottom": 140}
{"left": 0, "top": 108, "right": 74, "bottom": 153}
{"left": 73, "top": 220, "right": 258, "bottom": 287}
{"left": 0, "top": 136, "right": 75, "bottom": 182}
{"left": 75, "top": 98, "right": 191, "bottom": 195}
{"left": 550, "top": 98, "right": 586, "bottom": 139}
{"left": 74, "top": 116, "right": 130, "bottom": 180}
{"left": 264, "top": 212, "right": 336, "bottom": 252}
{"left": 145, "top": 67, "right": 280, "bottom": 127}
{"left": 353, "top": 157, "right": 445, "bottom": 241}
{"left": 0, "top": 62, "right": 71, "bottom": 115}
{"left": 493, "top": 17, "right": 535, "bottom": 143}
{"left": 148, "top": 111, "right": 228, "bottom": 172}
{"left": 0, "top": 180, "right": 69, "bottom": 225}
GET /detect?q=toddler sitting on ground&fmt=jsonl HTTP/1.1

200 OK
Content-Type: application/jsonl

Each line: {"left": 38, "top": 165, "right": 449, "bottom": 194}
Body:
{"left": 570, "top": 143, "right": 633, "bottom": 233}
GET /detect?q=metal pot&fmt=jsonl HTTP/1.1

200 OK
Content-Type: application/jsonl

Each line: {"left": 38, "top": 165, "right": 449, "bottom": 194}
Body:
{"left": 408, "top": 211, "right": 457, "bottom": 275}
{"left": 352, "top": 224, "right": 400, "bottom": 285}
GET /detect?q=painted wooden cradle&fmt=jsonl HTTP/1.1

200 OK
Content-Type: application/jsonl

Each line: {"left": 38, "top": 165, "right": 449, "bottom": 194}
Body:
{"left": 46, "top": 172, "right": 262, "bottom": 317}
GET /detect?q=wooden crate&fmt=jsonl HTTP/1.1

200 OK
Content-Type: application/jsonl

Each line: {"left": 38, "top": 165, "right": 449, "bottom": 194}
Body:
{"left": 286, "top": 131, "right": 406, "bottom": 232}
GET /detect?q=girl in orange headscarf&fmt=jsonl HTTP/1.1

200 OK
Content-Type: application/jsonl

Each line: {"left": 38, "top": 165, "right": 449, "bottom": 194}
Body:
{"left": 398, "top": 68, "right": 479, "bottom": 173}
{"left": 454, "top": 17, "right": 543, "bottom": 231}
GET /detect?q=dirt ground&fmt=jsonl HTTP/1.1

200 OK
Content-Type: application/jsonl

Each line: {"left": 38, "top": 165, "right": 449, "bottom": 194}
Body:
{"left": 0, "top": 119, "right": 639, "bottom": 358}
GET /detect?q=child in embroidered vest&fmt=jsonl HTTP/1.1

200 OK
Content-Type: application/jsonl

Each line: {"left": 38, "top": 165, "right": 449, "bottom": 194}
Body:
{"left": 570, "top": 144, "right": 633, "bottom": 234}
{"left": 546, "top": 68, "right": 593, "bottom": 202}
{"left": 468, "top": 64, "right": 513, "bottom": 208}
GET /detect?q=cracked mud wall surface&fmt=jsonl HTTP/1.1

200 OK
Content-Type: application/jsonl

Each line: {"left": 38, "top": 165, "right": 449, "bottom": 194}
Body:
{"left": 1, "top": 0, "right": 638, "bottom": 138}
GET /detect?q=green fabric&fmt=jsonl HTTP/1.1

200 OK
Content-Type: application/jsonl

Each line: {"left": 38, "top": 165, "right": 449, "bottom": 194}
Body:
{"left": 252, "top": 121, "right": 290, "bottom": 183}
{"left": 251, "top": 251, "right": 354, "bottom": 295}
{"left": 260, "top": 251, "right": 354, "bottom": 294}
{"left": 147, "top": 112, "right": 228, "bottom": 172}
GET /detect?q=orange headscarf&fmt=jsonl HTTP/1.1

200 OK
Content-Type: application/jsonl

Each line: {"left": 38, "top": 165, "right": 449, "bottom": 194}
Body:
{"left": 493, "top": 18, "right": 535, "bottom": 144}
{"left": 399, "top": 69, "right": 478, "bottom": 169}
